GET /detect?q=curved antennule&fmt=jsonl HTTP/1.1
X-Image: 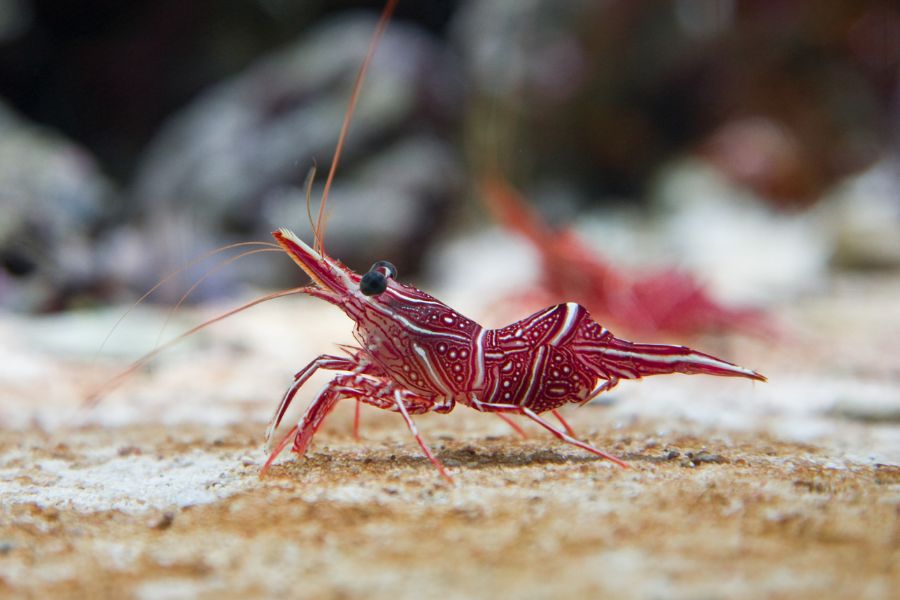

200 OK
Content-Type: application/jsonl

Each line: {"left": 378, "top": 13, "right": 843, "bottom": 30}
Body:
{"left": 314, "top": 0, "right": 400, "bottom": 254}
{"left": 589, "top": 336, "right": 766, "bottom": 382}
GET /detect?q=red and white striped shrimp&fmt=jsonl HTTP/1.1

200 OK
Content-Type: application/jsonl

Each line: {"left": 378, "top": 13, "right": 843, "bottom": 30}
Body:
{"left": 261, "top": 228, "right": 765, "bottom": 484}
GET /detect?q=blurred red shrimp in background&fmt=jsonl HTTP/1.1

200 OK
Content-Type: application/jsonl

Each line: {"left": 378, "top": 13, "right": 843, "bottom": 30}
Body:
{"left": 482, "top": 175, "right": 772, "bottom": 340}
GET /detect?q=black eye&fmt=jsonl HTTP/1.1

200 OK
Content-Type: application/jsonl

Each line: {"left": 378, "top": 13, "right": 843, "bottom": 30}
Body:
{"left": 360, "top": 271, "right": 388, "bottom": 296}
{"left": 370, "top": 260, "right": 397, "bottom": 280}
{"left": 360, "top": 260, "right": 397, "bottom": 296}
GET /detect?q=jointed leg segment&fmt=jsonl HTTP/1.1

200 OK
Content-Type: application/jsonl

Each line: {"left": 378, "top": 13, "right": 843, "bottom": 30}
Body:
{"left": 521, "top": 407, "right": 628, "bottom": 468}
{"left": 390, "top": 389, "right": 453, "bottom": 484}
{"left": 265, "top": 354, "right": 357, "bottom": 447}
{"left": 472, "top": 401, "right": 628, "bottom": 469}
{"left": 495, "top": 409, "right": 577, "bottom": 439}
{"left": 550, "top": 409, "right": 577, "bottom": 438}
{"left": 262, "top": 371, "right": 451, "bottom": 481}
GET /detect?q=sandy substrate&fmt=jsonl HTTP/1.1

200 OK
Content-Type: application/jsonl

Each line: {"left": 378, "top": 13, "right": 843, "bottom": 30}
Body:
{"left": 0, "top": 272, "right": 898, "bottom": 599}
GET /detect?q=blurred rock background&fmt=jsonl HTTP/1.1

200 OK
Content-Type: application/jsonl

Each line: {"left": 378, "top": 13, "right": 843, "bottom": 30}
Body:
{"left": 0, "top": 0, "right": 898, "bottom": 312}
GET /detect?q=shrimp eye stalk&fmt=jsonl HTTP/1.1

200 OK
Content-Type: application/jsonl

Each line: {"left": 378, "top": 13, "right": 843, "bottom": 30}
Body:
{"left": 371, "top": 260, "right": 397, "bottom": 280}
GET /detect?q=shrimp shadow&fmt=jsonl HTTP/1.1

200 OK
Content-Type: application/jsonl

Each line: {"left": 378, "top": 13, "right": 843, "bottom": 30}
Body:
{"left": 261, "top": 439, "right": 674, "bottom": 480}
{"left": 431, "top": 440, "right": 666, "bottom": 471}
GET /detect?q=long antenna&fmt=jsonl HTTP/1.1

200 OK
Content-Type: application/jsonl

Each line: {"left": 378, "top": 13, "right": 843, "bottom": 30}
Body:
{"left": 94, "top": 241, "right": 279, "bottom": 361}
{"left": 314, "top": 0, "right": 399, "bottom": 254}
{"left": 85, "top": 286, "right": 308, "bottom": 408}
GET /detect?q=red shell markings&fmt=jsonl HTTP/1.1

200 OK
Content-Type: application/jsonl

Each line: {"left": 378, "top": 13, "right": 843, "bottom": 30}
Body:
{"left": 354, "top": 282, "right": 480, "bottom": 397}
{"left": 480, "top": 303, "right": 596, "bottom": 413}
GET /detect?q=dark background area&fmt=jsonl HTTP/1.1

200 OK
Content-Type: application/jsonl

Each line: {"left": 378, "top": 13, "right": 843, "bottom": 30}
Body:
{"left": 0, "top": 0, "right": 460, "bottom": 181}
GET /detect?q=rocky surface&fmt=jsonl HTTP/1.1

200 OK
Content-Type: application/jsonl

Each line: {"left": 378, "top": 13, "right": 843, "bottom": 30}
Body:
{"left": 1, "top": 422, "right": 896, "bottom": 600}
{"left": 0, "top": 101, "right": 115, "bottom": 312}
{"left": 0, "top": 267, "right": 898, "bottom": 598}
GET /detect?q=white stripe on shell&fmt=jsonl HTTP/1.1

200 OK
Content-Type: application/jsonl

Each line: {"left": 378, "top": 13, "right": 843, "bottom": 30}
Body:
{"left": 548, "top": 302, "right": 579, "bottom": 346}
{"left": 384, "top": 287, "right": 444, "bottom": 307}
{"left": 594, "top": 347, "right": 757, "bottom": 376}
{"left": 473, "top": 328, "right": 486, "bottom": 389}
{"left": 413, "top": 343, "right": 454, "bottom": 397}
{"left": 366, "top": 297, "right": 469, "bottom": 343}
{"left": 520, "top": 346, "right": 547, "bottom": 406}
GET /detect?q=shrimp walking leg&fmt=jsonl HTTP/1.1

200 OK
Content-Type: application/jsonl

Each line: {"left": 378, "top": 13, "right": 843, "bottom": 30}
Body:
{"left": 471, "top": 401, "right": 629, "bottom": 469}
{"left": 495, "top": 413, "right": 529, "bottom": 438}
{"left": 263, "top": 372, "right": 445, "bottom": 478}
{"left": 266, "top": 351, "right": 386, "bottom": 447}
{"left": 550, "top": 410, "right": 577, "bottom": 438}
{"left": 330, "top": 378, "right": 449, "bottom": 480}
{"left": 265, "top": 354, "right": 357, "bottom": 447}
{"left": 494, "top": 409, "right": 576, "bottom": 440}
{"left": 390, "top": 389, "right": 452, "bottom": 484}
